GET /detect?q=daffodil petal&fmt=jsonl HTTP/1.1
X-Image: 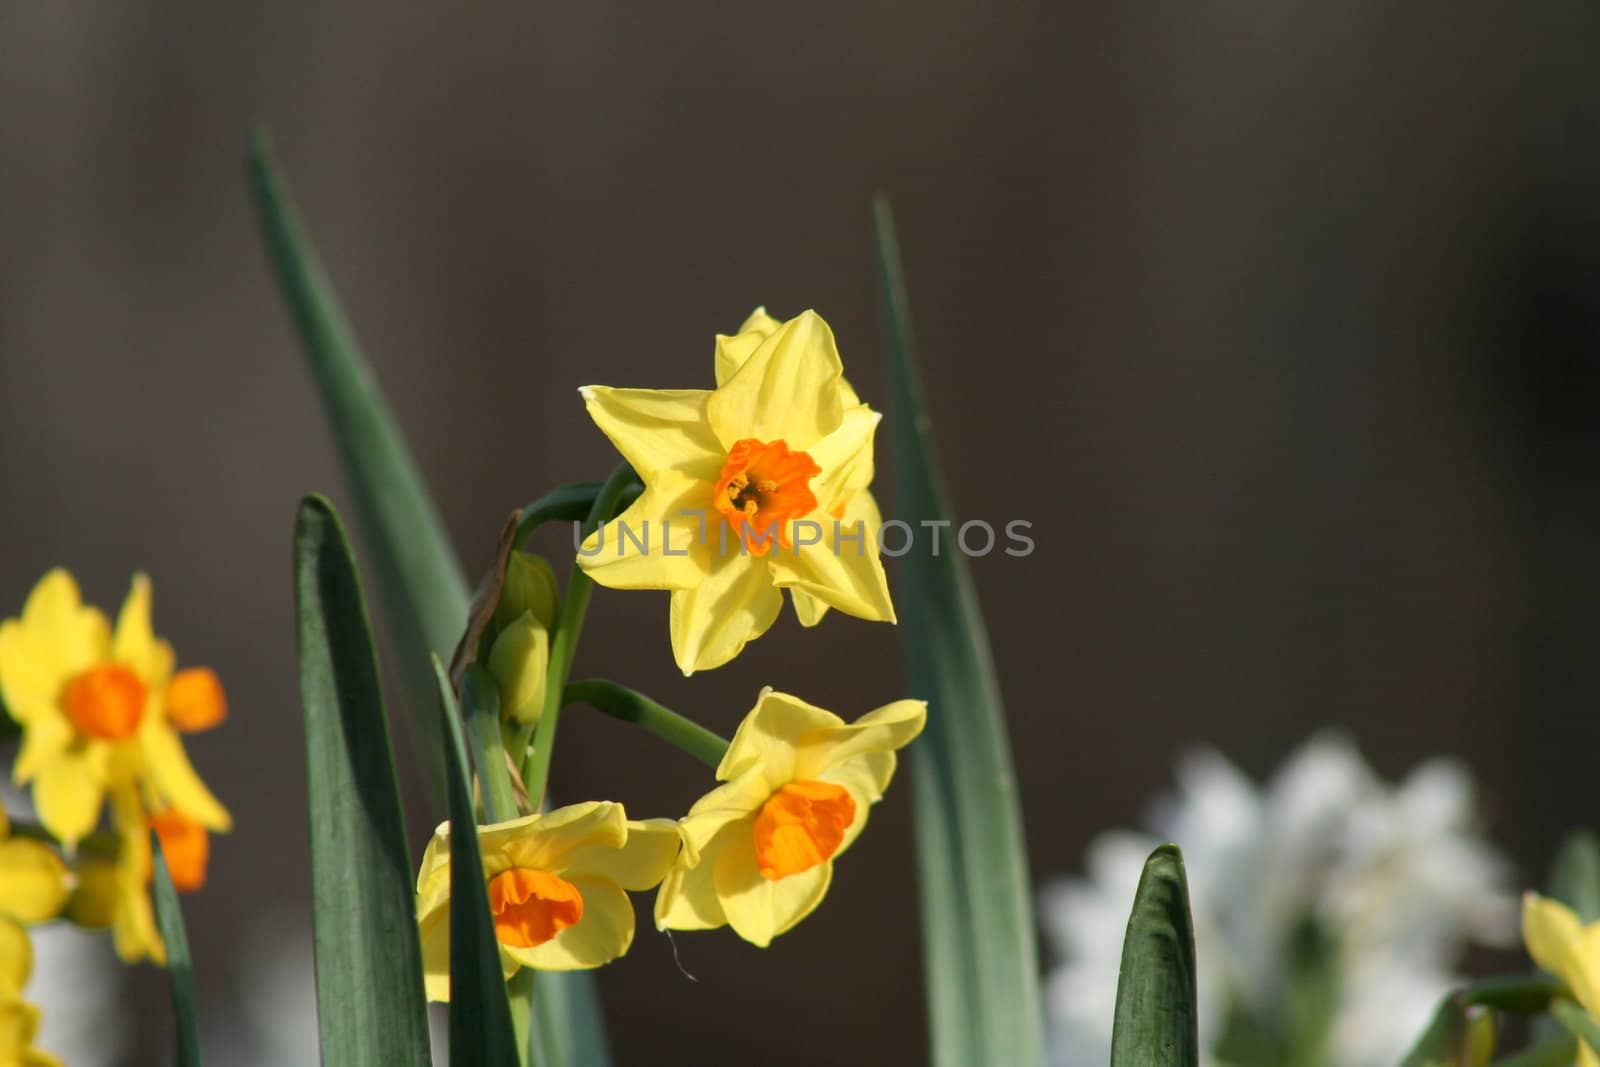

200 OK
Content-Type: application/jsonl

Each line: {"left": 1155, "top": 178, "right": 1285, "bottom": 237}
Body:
{"left": 110, "top": 575, "right": 175, "bottom": 685}
{"left": 34, "top": 750, "right": 108, "bottom": 850}
{"left": 1524, "top": 893, "right": 1583, "bottom": 982}
{"left": 417, "top": 895, "right": 453, "bottom": 1002}
{"left": 803, "top": 406, "right": 880, "bottom": 515}
{"left": 492, "top": 802, "right": 626, "bottom": 876}
{"left": 1576, "top": 922, "right": 1600, "bottom": 1013}
{"left": 678, "top": 768, "right": 773, "bottom": 851}
{"left": 705, "top": 310, "right": 847, "bottom": 451}
{"left": 139, "top": 721, "right": 231, "bottom": 832}
{"left": 766, "top": 493, "right": 895, "bottom": 624}
{"left": 0, "top": 841, "right": 68, "bottom": 924}
{"left": 18, "top": 571, "right": 109, "bottom": 678}
{"left": 713, "top": 308, "right": 784, "bottom": 386}
{"left": 653, "top": 854, "right": 726, "bottom": 932}
{"left": 559, "top": 819, "right": 681, "bottom": 892}
{"left": 794, "top": 699, "right": 927, "bottom": 782}
{"left": 579, "top": 386, "right": 724, "bottom": 482}
{"left": 577, "top": 472, "right": 713, "bottom": 591}
{"left": 816, "top": 754, "right": 895, "bottom": 860}
{"left": 789, "top": 589, "right": 830, "bottom": 628}
{"left": 712, "top": 831, "right": 833, "bottom": 948}
{"left": 668, "top": 551, "right": 783, "bottom": 675}
{"left": 0, "top": 625, "right": 58, "bottom": 724}
{"left": 0, "top": 918, "right": 31, "bottom": 995}
{"left": 12, "top": 714, "right": 73, "bottom": 786}
{"left": 508, "top": 876, "right": 634, "bottom": 971}
{"left": 717, "top": 689, "right": 843, "bottom": 782}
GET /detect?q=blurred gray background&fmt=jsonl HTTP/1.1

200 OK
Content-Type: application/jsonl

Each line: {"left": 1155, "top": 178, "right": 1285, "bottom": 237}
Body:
{"left": 4, "top": 3, "right": 1600, "bottom": 1064}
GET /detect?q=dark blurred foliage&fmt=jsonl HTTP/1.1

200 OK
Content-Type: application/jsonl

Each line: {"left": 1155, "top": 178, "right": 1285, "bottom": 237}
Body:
{"left": 4, "top": 4, "right": 1600, "bottom": 1064}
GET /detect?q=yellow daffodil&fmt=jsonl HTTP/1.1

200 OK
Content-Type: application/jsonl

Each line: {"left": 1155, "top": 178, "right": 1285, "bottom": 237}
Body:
{"left": 1523, "top": 892, "right": 1600, "bottom": 1067}
{"left": 65, "top": 785, "right": 165, "bottom": 964}
{"left": 487, "top": 552, "right": 559, "bottom": 725}
{"left": 0, "top": 808, "right": 68, "bottom": 926}
{"left": 0, "top": 919, "right": 63, "bottom": 1067}
{"left": 578, "top": 308, "right": 896, "bottom": 674}
{"left": 0, "top": 570, "right": 231, "bottom": 849}
{"left": 415, "top": 801, "right": 680, "bottom": 1001}
{"left": 654, "top": 688, "right": 926, "bottom": 947}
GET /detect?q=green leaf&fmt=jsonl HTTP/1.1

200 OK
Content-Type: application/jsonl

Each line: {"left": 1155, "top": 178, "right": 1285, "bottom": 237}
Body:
{"left": 1549, "top": 831, "right": 1600, "bottom": 923}
{"left": 294, "top": 495, "right": 432, "bottom": 1067}
{"left": 250, "top": 130, "right": 469, "bottom": 801}
{"left": 874, "top": 196, "right": 1044, "bottom": 1067}
{"left": 1553, "top": 999, "right": 1600, "bottom": 1056}
{"left": 1398, "top": 997, "right": 1496, "bottom": 1067}
{"left": 1110, "top": 844, "right": 1199, "bottom": 1067}
{"left": 150, "top": 833, "right": 202, "bottom": 1067}
{"left": 1488, "top": 1031, "right": 1580, "bottom": 1067}
{"left": 433, "top": 658, "right": 521, "bottom": 1067}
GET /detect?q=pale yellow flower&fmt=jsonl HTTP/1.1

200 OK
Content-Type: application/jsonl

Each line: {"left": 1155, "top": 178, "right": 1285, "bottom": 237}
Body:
{"left": 654, "top": 688, "right": 926, "bottom": 947}
{"left": 578, "top": 308, "right": 895, "bottom": 674}
{"left": 1523, "top": 892, "right": 1600, "bottom": 1067}
{"left": 65, "top": 784, "right": 165, "bottom": 964}
{"left": 0, "top": 807, "right": 68, "bottom": 926}
{"left": 415, "top": 801, "right": 680, "bottom": 1001}
{"left": 0, "top": 570, "right": 231, "bottom": 849}
{"left": 0, "top": 919, "right": 64, "bottom": 1067}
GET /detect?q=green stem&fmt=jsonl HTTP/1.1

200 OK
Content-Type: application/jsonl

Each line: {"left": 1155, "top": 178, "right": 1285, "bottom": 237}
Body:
{"left": 563, "top": 680, "right": 729, "bottom": 769}
{"left": 520, "top": 463, "right": 637, "bottom": 807}
{"left": 514, "top": 480, "right": 642, "bottom": 549}
{"left": 463, "top": 664, "right": 519, "bottom": 824}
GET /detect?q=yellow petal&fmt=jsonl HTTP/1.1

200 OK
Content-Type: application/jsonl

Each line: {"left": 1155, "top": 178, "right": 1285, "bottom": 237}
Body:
{"left": 790, "top": 589, "right": 830, "bottom": 628}
{"left": 34, "top": 748, "right": 109, "bottom": 850}
{"left": 705, "top": 310, "right": 848, "bottom": 451}
{"left": 1583, "top": 1040, "right": 1600, "bottom": 1067}
{"left": 668, "top": 550, "right": 783, "bottom": 675}
{"left": 110, "top": 575, "right": 175, "bottom": 685}
{"left": 717, "top": 689, "right": 842, "bottom": 782}
{"left": 0, "top": 997, "right": 43, "bottom": 1057}
{"left": 487, "top": 613, "right": 549, "bottom": 726}
{"left": 678, "top": 767, "right": 774, "bottom": 851}
{"left": 12, "top": 714, "right": 73, "bottom": 786}
{"left": 767, "top": 490, "right": 896, "bottom": 623}
{"left": 803, "top": 406, "right": 880, "bottom": 515}
{"left": 139, "top": 721, "right": 231, "bottom": 832}
{"left": 488, "top": 802, "right": 626, "bottom": 877}
{"left": 0, "top": 572, "right": 109, "bottom": 719}
{"left": 653, "top": 852, "right": 726, "bottom": 932}
{"left": 578, "top": 386, "right": 724, "bottom": 482}
{"left": 577, "top": 472, "right": 713, "bottom": 591}
{"left": 417, "top": 893, "right": 453, "bottom": 1002}
{"left": 558, "top": 818, "right": 681, "bottom": 892}
{"left": 0, "top": 918, "right": 31, "bottom": 995}
{"left": 713, "top": 307, "right": 784, "bottom": 386}
{"left": 712, "top": 829, "right": 833, "bottom": 948}
{"left": 1524, "top": 893, "right": 1583, "bottom": 983}
{"left": 794, "top": 699, "right": 927, "bottom": 782}
{"left": 1576, "top": 921, "right": 1600, "bottom": 1012}
{"left": 0, "top": 841, "right": 68, "bottom": 924}
{"left": 505, "top": 875, "right": 634, "bottom": 971}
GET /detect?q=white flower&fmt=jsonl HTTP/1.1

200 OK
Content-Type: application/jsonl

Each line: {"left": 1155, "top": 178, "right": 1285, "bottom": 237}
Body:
{"left": 1041, "top": 732, "right": 1515, "bottom": 1067}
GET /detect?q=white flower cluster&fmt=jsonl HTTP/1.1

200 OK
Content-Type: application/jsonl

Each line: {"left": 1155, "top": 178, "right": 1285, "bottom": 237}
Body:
{"left": 1041, "top": 734, "right": 1516, "bottom": 1067}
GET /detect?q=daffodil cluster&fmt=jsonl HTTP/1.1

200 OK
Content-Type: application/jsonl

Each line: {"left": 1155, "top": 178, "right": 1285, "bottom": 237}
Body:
{"left": 416, "top": 309, "right": 928, "bottom": 996}
{"left": 0, "top": 569, "right": 231, "bottom": 980}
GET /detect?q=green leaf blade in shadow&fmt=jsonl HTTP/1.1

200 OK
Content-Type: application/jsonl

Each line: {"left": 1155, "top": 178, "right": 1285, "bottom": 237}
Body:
{"left": 294, "top": 495, "right": 432, "bottom": 1067}
{"left": 151, "top": 833, "right": 202, "bottom": 1067}
{"left": 873, "top": 196, "right": 1043, "bottom": 1067}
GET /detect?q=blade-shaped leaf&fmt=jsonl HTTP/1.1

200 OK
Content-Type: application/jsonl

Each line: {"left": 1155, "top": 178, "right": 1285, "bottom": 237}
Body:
{"left": 1110, "top": 844, "right": 1199, "bottom": 1067}
{"left": 1398, "top": 998, "right": 1495, "bottom": 1067}
{"left": 294, "top": 495, "right": 432, "bottom": 1067}
{"left": 1553, "top": 999, "right": 1600, "bottom": 1057}
{"left": 433, "top": 658, "right": 520, "bottom": 1067}
{"left": 151, "top": 834, "right": 201, "bottom": 1067}
{"left": 1549, "top": 831, "right": 1600, "bottom": 924}
{"left": 250, "top": 130, "right": 469, "bottom": 799}
{"left": 874, "top": 196, "right": 1044, "bottom": 1066}
{"left": 1487, "top": 1031, "right": 1578, "bottom": 1067}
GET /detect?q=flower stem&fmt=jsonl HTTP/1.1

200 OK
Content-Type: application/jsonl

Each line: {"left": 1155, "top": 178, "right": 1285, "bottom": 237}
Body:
{"left": 520, "top": 462, "right": 636, "bottom": 807}
{"left": 563, "top": 680, "right": 730, "bottom": 769}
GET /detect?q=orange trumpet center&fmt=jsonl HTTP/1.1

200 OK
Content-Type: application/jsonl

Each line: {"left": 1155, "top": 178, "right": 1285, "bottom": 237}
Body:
{"left": 487, "top": 868, "right": 585, "bottom": 948}
{"left": 752, "top": 780, "right": 857, "bottom": 881}
{"left": 712, "top": 438, "right": 821, "bottom": 555}
{"left": 165, "top": 667, "right": 228, "bottom": 732}
{"left": 64, "top": 663, "right": 146, "bottom": 740}
{"left": 149, "top": 809, "right": 210, "bottom": 893}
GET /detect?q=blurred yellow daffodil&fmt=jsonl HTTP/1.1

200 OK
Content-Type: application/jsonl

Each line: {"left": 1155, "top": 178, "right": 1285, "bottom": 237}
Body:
{"left": 0, "top": 919, "right": 63, "bottom": 1067}
{"left": 1523, "top": 892, "right": 1600, "bottom": 1067}
{"left": 0, "top": 570, "right": 231, "bottom": 849}
{"left": 65, "top": 785, "right": 166, "bottom": 964}
{"left": 415, "top": 801, "right": 680, "bottom": 1001}
{"left": 0, "top": 808, "right": 68, "bottom": 926}
{"left": 578, "top": 309, "right": 895, "bottom": 674}
{"left": 654, "top": 688, "right": 926, "bottom": 947}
